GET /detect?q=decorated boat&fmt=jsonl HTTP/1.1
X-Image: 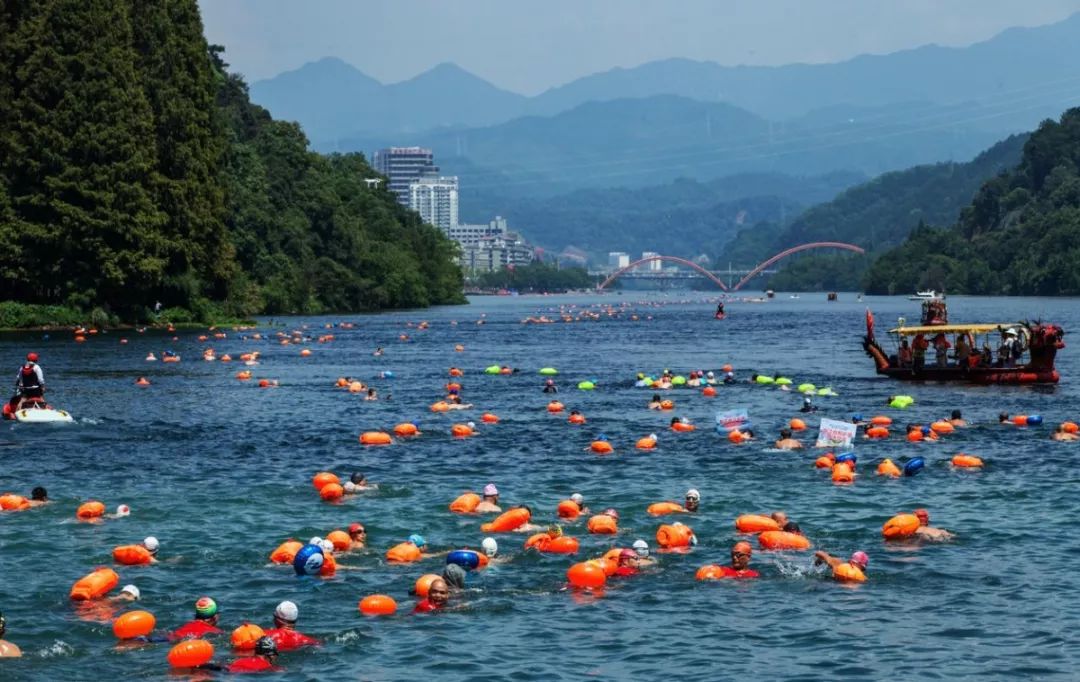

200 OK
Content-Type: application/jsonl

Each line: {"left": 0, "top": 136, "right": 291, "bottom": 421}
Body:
{"left": 862, "top": 304, "right": 1064, "bottom": 384}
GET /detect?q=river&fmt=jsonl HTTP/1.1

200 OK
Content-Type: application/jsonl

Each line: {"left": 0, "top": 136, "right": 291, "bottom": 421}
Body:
{"left": 0, "top": 292, "right": 1077, "bottom": 680}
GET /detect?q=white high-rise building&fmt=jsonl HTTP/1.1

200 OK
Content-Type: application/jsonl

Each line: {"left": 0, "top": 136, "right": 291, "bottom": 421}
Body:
{"left": 641, "top": 251, "right": 662, "bottom": 271}
{"left": 608, "top": 252, "right": 630, "bottom": 269}
{"left": 374, "top": 147, "right": 437, "bottom": 205}
{"left": 409, "top": 176, "right": 459, "bottom": 232}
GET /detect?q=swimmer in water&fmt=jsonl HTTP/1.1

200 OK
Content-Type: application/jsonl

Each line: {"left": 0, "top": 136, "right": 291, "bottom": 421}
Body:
{"left": 264, "top": 601, "right": 320, "bottom": 650}
{"left": 116, "top": 585, "right": 140, "bottom": 602}
{"left": 783, "top": 521, "right": 803, "bottom": 535}
{"left": 799, "top": 397, "right": 817, "bottom": 413}
{"left": 727, "top": 541, "right": 760, "bottom": 578}
{"left": 648, "top": 394, "right": 663, "bottom": 410}
{"left": 632, "top": 539, "right": 658, "bottom": 567}
{"left": 442, "top": 564, "right": 467, "bottom": 591}
{"left": 543, "top": 379, "right": 558, "bottom": 394}
{"left": 446, "top": 395, "right": 473, "bottom": 410}
{"left": 614, "top": 549, "right": 641, "bottom": 576}
{"left": 948, "top": 410, "right": 968, "bottom": 427}
{"left": 685, "top": 489, "right": 700, "bottom": 512}
{"left": 141, "top": 536, "right": 161, "bottom": 563}
{"left": 0, "top": 612, "right": 22, "bottom": 657}
{"left": 723, "top": 371, "right": 736, "bottom": 385}
{"left": 705, "top": 371, "right": 717, "bottom": 385}
{"left": 1051, "top": 424, "right": 1079, "bottom": 441}
{"left": 999, "top": 412, "right": 1012, "bottom": 425}
{"left": 373, "top": 347, "right": 383, "bottom": 357}
{"left": 771, "top": 511, "right": 788, "bottom": 528}
{"left": 912, "top": 509, "right": 954, "bottom": 541}
{"left": 226, "top": 636, "right": 281, "bottom": 674}
{"left": 108, "top": 504, "right": 131, "bottom": 519}
{"left": 171, "top": 597, "right": 221, "bottom": 639}
{"left": 476, "top": 483, "right": 501, "bottom": 513}
{"left": 27, "top": 486, "right": 48, "bottom": 508}
{"left": 350, "top": 472, "right": 378, "bottom": 491}
{"left": 365, "top": 388, "right": 377, "bottom": 401}
{"left": 567, "top": 492, "right": 589, "bottom": 517}
{"left": 775, "top": 428, "right": 803, "bottom": 450}
{"left": 347, "top": 523, "right": 367, "bottom": 550}
{"left": 814, "top": 550, "right": 869, "bottom": 581}
{"left": 414, "top": 578, "right": 450, "bottom": 613}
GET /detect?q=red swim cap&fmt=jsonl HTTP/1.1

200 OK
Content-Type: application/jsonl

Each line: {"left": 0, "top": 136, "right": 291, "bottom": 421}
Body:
{"left": 26, "top": 352, "right": 38, "bottom": 362}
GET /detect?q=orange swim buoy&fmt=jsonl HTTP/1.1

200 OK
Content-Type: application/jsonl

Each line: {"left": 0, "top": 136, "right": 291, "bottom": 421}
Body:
{"left": 930, "top": 421, "right": 954, "bottom": 434}
{"left": 671, "top": 422, "right": 695, "bottom": 433}
{"left": 1062, "top": 421, "right": 1079, "bottom": 434}
{"left": 656, "top": 523, "right": 694, "bottom": 548}
{"left": 76, "top": 500, "right": 105, "bottom": 520}
{"left": 393, "top": 423, "right": 419, "bottom": 437}
{"left": 567, "top": 562, "right": 606, "bottom": 589}
{"left": 882, "top": 513, "right": 920, "bottom": 539}
{"left": 481, "top": 507, "right": 531, "bottom": 533}
{"left": 871, "top": 415, "right": 892, "bottom": 426}
{"left": 430, "top": 401, "right": 450, "bottom": 413}
{"left": 235, "top": 370, "right": 251, "bottom": 380}
{"left": 348, "top": 381, "right": 364, "bottom": 394}
{"left": 359, "top": 431, "right": 393, "bottom": 445}
{"left": 358, "top": 596, "right": 397, "bottom": 618}
{"left": 659, "top": 400, "right": 674, "bottom": 410}
{"left": 300, "top": 349, "right": 312, "bottom": 357}
{"left": 952, "top": 454, "right": 984, "bottom": 468}
{"left": 833, "top": 563, "right": 866, "bottom": 582}
{"left": 789, "top": 418, "right": 807, "bottom": 431}
{"left": 481, "top": 413, "right": 499, "bottom": 424}
{"left": 866, "top": 426, "right": 889, "bottom": 439}
{"left": 135, "top": 378, "right": 150, "bottom": 386}
{"left": 568, "top": 413, "right": 586, "bottom": 424}
{"left": 557, "top": 500, "right": 582, "bottom": 519}
{"left": 547, "top": 401, "right": 564, "bottom": 413}
{"left": 734, "top": 514, "right": 780, "bottom": 533}
{"left": 451, "top": 423, "right": 474, "bottom": 438}
{"left": 702, "top": 386, "right": 717, "bottom": 397}
{"left": 70, "top": 567, "right": 119, "bottom": 601}
{"left": 647, "top": 501, "right": 686, "bottom": 516}
{"left": 728, "top": 430, "right": 746, "bottom": 444}
{"left": 312, "top": 472, "right": 339, "bottom": 491}
{"left": 414, "top": 574, "right": 440, "bottom": 597}
{"left": 635, "top": 436, "right": 657, "bottom": 450}
{"left": 906, "top": 430, "right": 924, "bottom": 442}
{"left": 449, "top": 367, "right": 464, "bottom": 376}
{"left": 757, "top": 530, "right": 812, "bottom": 550}
{"left": 1013, "top": 415, "right": 1028, "bottom": 426}
{"left": 832, "top": 462, "right": 854, "bottom": 483}
{"left": 449, "top": 492, "right": 481, "bottom": 514}
{"left": 814, "top": 455, "right": 834, "bottom": 469}
{"left": 385, "top": 542, "right": 423, "bottom": 563}
{"left": 524, "top": 533, "right": 550, "bottom": 550}
{"left": 587, "top": 514, "right": 618, "bottom": 534}
{"left": 168, "top": 639, "right": 214, "bottom": 668}
{"left": 327, "top": 530, "right": 351, "bottom": 551}
{"left": 0, "top": 494, "right": 30, "bottom": 511}
{"left": 319, "top": 483, "right": 344, "bottom": 501}
{"left": 696, "top": 565, "right": 725, "bottom": 581}
{"left": 320, "top": 552, "right": 338, "bottom": 576}
{"left": 876, "top": 459, "right": 902, "bottom": 477}
{"left": 230, "top": 622, "right": 265, "bottom": 650}
{"left": 112, "top": 545, "right": 153, "bottom": 566}
{"left": 113, "top": 610, "right": 156, "bottom": 639}
{"left": 591, "top": 440, "right": 614, "bottom": 454}
{"left": 270, "top": 540, "right": 303, "bottom": 564}
{"left": 544, "top": 536, "right": 579, "bottom": 554}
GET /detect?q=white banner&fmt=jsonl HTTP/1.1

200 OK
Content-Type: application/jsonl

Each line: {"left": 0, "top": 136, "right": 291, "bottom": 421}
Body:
{"left": 815, "top": 418, "right": 857, "bottom": 448}
{"left": 715, "top": 408, "right": 751, "bottom": 433}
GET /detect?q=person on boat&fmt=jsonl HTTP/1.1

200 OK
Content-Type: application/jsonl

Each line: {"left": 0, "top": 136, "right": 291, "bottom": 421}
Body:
{"left": 979, "top": 342, "right": 993, "bottom": 367}
{"left": 476, "top": 483, "right": 501, "bottom": 513}
{"left": 264, "top": 601, "right": 320, "bottom": 650}
{"left": 226, "top": 636, "right": 280, "bottom": 674}
{"left": 1051, "top": 424, "right": 1079, "bottom": 441}
{"left": 715, "top": 302, "right": 725, "bottom": 319}
{"left": 898, "top": 339, "right": 913, "bottom": 368}
{"left": 0, "top": 612, "right": 21, "bottom": 657}
{"left": 10, "top": 352, "right": 45, "bottom": 411}
{"left": 948, "top": 410, "right": 968, "bottom": 428}
{"left": 648, "top": 394, "right": 663, "bottom": 410}
{"left": 999, "top": 330, "right": 1018, "bottom": 368}
{"left": 954, "top": 335, "right": 971, "bottom": 366}
{"left": 171, "top": 597, "right": 221, "bottom": 639}
{"left": 932, "top": 333, "right": 951, "bottom": 367}
{"left": 913, "top": 509, "right": 954, "bottom": 541}
{"left": 775, "top": 428, "right": 803, "bottom": 450}
{"left": 912, "top": 334, "right": 928, "bottom": 372}
{"left": 542, "top": 379, "right": 558, "bottom": 394}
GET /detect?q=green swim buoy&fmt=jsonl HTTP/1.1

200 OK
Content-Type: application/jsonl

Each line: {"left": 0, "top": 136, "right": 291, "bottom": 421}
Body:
{"left": 484, "top": 365, "right": 500, "bottom": 375}
{"left": 539, "top": 367, "right": 558, "bottom": 375}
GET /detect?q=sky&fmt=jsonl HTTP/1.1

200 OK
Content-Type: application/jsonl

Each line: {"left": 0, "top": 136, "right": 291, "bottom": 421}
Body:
{"left": 200, "top": 0, "right": 1080, "bottom": 94}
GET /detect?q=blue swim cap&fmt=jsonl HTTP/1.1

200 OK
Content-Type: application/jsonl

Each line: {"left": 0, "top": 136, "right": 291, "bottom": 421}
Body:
{"left": 835, "top": 452, "right": 857, "bottom": 465}
{"left": 292, "top": 544, "right": 324, "bottom": 576}
{"left": 408, "top": 534, "right": 426, "bottom": 548}
{"left": 904, "top": 457, "right": 925, "bottom": 477}
{"left": 852, "top": 413, "right": 863, "bottom": 421}
{"left": 597, "top": 433, "right": 607, "bottom": 441}
{"left": 921, "top": 426, "right": 932, "bottom": 435}
{"left": 446, "top": 550, "right": 480, "bottom": 570}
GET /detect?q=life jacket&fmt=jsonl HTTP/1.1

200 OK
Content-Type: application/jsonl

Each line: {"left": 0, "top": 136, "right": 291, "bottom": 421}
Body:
{"left": 20, "top": 364, "right": 40, "bottom": 389}
{"left": 264, "top": 627, "right": 319, "bottom": 650}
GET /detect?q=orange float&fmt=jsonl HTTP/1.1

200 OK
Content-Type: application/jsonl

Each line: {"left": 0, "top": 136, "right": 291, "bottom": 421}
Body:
{"left": 907, "top": 429, "right": 924, "bottom": 442}
{"left": 312, "top": 472, "right": 339, "bottom": 491}
{"left": 113, "top": 610, "right": 156, "bottom": 639}
{"left": 327, "top": 530, "right": 351, "bottom": 551}
{"left": 235, "top": 370, "right": 251, "bottom": 380}
{"left": 734, "top": 515, "right": 779, "bottom": 533}
{"left": 451, "top": 423, "right": 474, "bottom": 438}
{"left": 449, "top": 367, "right": 463, "bottom": 376}
{"left": 727, "top": 430, "right": 746, "bottom": 444}
{"left": 113, "top": 545, "right": 153, "bottom": 566}
{"left": 882, "top": 513, "right": 920, "bottom": 538}
{"left": 414, "top": 574, "right": 440, "bottom": 597}
{"left": 659, "top": 400, "right": 674, "bottom": 410}
{"left": 359, "top": 431, "right": 393, "bottom": 445}
{"left": 952, "top": 454, "right": 984, "bottom": 468}
{"left": 547, "top": 401, "right": 564, "bottom": 413}
{"left": 336, "top": 377, "right": 348, "bottom": 388}
{"left": 481, "top": 413, "right": 499, "bottom": 424}
{"left": 702, "top": 386, "right": 717, "bottom": 397}
{"left": 696, "top": 565, "right": 724, "bottom": 580}
{"left": 0, "top": 494, "right": 30, "bottom": 511}
{"left": 481, "top": 507, "right": 531, "bottom": 533}
{"left": 590, "top": 440, "right": 613, "bottom": 454}
{"left": 930, "top": 421, "right": 954, "bottom": 434}
{"left": 320, "top": 483, "right": 344, "bottom": 501}
{"left": 832, "top": 462, "right": 854, "bottom": 483}
{"left": 320, "top": 552, "right": 338, "bottom": 576}
{"left": 524, "top": 533, "right": 550, "bottom": 550}
{"left": 70, "top": 567, "right": 119, "bottom": 601}
{"left": 393, "top": 423, "right": 419, "bottom": 437}
{"left": 587, "top": 514, "right": 618, "bottom": 534}
{"left": 814, "top": 455, "right": 834, "bottom": 469}
{"left": 544, "top": 536, "right": 580, "bottom": 554}
{"left": 566, "top": 562, "right": 606, "bottom": 589}
{"left": 449, "top": 492, "right": 481, "bottom": 514}
{"left": 385, "top": 542, "right": 423, "bottom": 563}
{"left": 757, "top": 530, "right": 812, "bottom": 550}
{"left": 230, "top": 623, "right": 265, "bottom": 650}
{"left": 430, "top": 401, "right": 450, "bottom": 413}
{"left": 671, "top": 422, "right": 695, "bottom": 433}
{"left": 866, "top": 426, "right": 889, "bottom": 439}
{"left": 789, "top": 418, "right": 807, "bottom": 431}
{"left": 871, "top": 415, "right": 892, "bottom": 426}
{"left": 348, "top": 381, "right": 364, "bottom": 394}
{"left": 270, "top": 540, "right": 302, "bottom": 564}
{"left": 557, "top": 500, "right": 582, "bottom": 519}
{"left": 1013, "top": 415, "right": 1028, "bottom": 426}
{"left": 1063, "top": 421, "right": 1079, "bottom": 434}
{"left": 636, "top": 436, "right": 657, "bottom": 450}
{"left": 568, "top": 413, "right": 586, "bottom": 424}
{"left": 876, "top": 459, "right": 902, "bottom": 477}
{"left": 647, "top": 501, "right": 685, "bottom": 516}
{"left": 833, "top": 563, "right": 867, "bottom": 582}
{"left": 300, "top": 349, "right": 312, "bottom": 357}
{"left": 656, "top": 523, "right": 694, "bottom": 548}
{"left": 168, "top": 639, "right": 214, "bottom": 668}
{"left": 76, "top": 500, "right": 105, "bottom": 520}
{"left": 360, "top": 596, "right": 399, "bottom": 618}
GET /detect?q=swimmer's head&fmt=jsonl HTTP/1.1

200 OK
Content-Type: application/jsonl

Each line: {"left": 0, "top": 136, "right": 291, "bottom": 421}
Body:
{"left": 308, "top": 536, "right": 323, "bottom": 547}
{"left": 852, "top": 413, "right": 863, "bottom": 422}
{"left": 348, "top": 523, "right": 366, "bottom": 539}
{"left": 350, "top": 472, "right": 365, "bottom": 485}
{"left": 999, "top": 412, "right": 1009, "bottom": 423}
{"left": 481, "top": 537, "right": 498, "bottom": 557}
{"left": 686, "top": 489, "right": 700, "bottom": 501}
{"left": 408, "top": 534, "right": 427, "bottom": 548}
{"left": 632, "top": 539, "right": 649, "bottom": 557}
{"left": 120, "top": 584, "right": 140, "bottom": 600}
{"left": 850, "top": 551, "right": 869, "bottom": 569}
{"left": 0, "top": 611, "right": 5, "bottom": 637}
{"left": 783, "top": 521, "right": 802, "bottom": 534}
{"left": 319, "top": 539, "right": 334, "bottom": 554}
{"left": 255, "top": 636, "right": 278, "bottom": 659}
{"left": 780, "top": 428, "right": 792, "bottom": 439}
{"left": 914, "top": 508, "right": 929, "bottom": 525}
{"left": 115, "top": 504, "right": 131, "bottom": 517}
{"left": 602, "top": 508, "right": 619, "bottom": 521}
{"left": 274, "top": 600, "right": 298, "bottom": 625}
{"left": 951, "top": 410, "right": 961, "bottom": 420}
{"left": 466, "top": 421, "right": 476, "bottom": 430}
{"left": 31, "top": 486, "right": 46, "bottom": 501}
{"left": 483, "top": 483, "right": 499, "bottom": 498}
{"left": 732, "top": 541, "right": 752, "bottom": 569}
{"left": 803, "top": 397, "right": 812, "bottom": 405}
{"left": 142, "top": 536, "right": 159, "bottom": 555}
{"left": 618, "top": 549, "right": 638, "bottom": 566}
{"left": 194, "top": 596, "right": 218, "bottom": 621}
{"left": 596, "top": 433, "right": 608, "bottom": 442}
{"left": 707, "top": 371, "right": 715, "bottom": 378}
{"left": 570, "top": 493, "right": 584, "bottom": 505}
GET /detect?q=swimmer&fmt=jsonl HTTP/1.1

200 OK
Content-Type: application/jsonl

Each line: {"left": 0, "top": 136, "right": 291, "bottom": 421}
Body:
{"left": 347, "top": 523, "right": 367, "bottom": 550}
{"left": 782, "top": 521, "right": 803, "bottom": 535}
{"left": 912, "top": 509, "right": 954, "bottom": 541}
{"left": 171, "top": 596, "right": 221, "bottom": 639}
{"left": 141, "top": 536, "right": 161, "bottom": 563}
{"left": 476, "top": 483, "right": 502, "bottom": 513}
{"left": 614, "top": 548, "right": 641, "bottom": 576}
{"left": 543, "top": 379, "right": 558, "bottom": 394}
{"left": 264, "top": 601, "right": 320, "bottom": 650}
{"left": 0, "top": 612, "right": 21, "bottom": 657}
{"left": 226, "top": 636, "right": 281, "bottom": 673}
{"left": 632, "top": 539, "right": 658, "bottom": 567}
{"left": 648, "top": 394, "right": 663, "bottom": 410}
{"left": 442, "top": 564, "right": 467, "bottom": 590}
{"left": 373, "top": 347, "right": 383, "bottom": 357}
{"left": 686, "top": 372, "right": 701, "bottom": 388}
{"left": 27, "top": 486, "right": 48, "bottom": 508}
{"left": 727, "top": 541, "right": 760, "bottom": 577}
{"left": 850, "top": 413, "right": 869, "bottom": 427}
{"left": 685, "top": 489, "right": 700, "bottom": 512}
{"left": 108, "top": 504, "right": 131, "bottom": 519}
{"left": 350, "top": 472, "right": 378, "bottom": 491}
{"left": 739, "top": 429, "right": 756, "bottom": 440}
{"left": 365, "top": 388, "right": 377, "bottom": 401}
{"left": 446, "top": 395, "right": 473, "bottom": 410}
{"left": 814, "top": 550, "right": 869, "bottom": 581}
{"left": 705, "top": 370, "right": 717, "bottom": 385}
{"left": 948, "top": 410, "right": 968, "bottom": 428}
{"left": 723, "top": 371, "right": 736, "bottom": 385}
{"left": 799, "top": 397, "right": 817, "bottom": 413}
{"left": 771, "top": 511, "right": 788, "bottom": 528}
{"left": 567, "top": 492, "right": 589, "bottom": 517}
{"left": 116, "top": 585, "right": 140, "bottom": 602}
{"left": 999, "top": 412, "right": 1012, "bottom": 425}
{"left": 414, "top": 578, "right": 450, "bottom": 613}
{"left": 1051, "top": 424, "right": 1079, "bottom": 441}
{"left": 775, "top": 428, "right": 803, "bottom": 450}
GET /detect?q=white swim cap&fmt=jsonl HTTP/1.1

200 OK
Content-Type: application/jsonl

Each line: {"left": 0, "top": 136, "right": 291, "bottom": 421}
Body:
{"left": 686, "top": 489, "right": 700, "bottom": 500}
{"left": 632, "top": 539, "right": 649, "bottom": 557}
{"left": 467, "top": 421, "right": 476, "bottom": 429}
{"left": 481, "top": 537, "right": 498, "bottom": 557}
{"left": 274, "top": 600, "right": 298, "bottom": 623}
{"left": 116, "top": 504, "right": 130, "bottom": 517}
{"left": 649, "top": 433, "right": 658, "bottom": 441}
{"left": 120, "top": 584, "right": 140, "bottom": 599}
{"left": 319, "top": 539, "right": 334, "bottom": 554}
{"left": 308, "top": 536, "right": 323, "bottom": 546}
{"left": 142, "top": 536, "right": 160, "bottom": 554}
{"left": 570, "top": 493, "right": 584, "bottom": 505}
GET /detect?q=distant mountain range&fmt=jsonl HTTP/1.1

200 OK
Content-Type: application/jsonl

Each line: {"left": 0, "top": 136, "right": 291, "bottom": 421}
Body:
{"left": 253, "top": 12, "right": 1080, "bottom": 143}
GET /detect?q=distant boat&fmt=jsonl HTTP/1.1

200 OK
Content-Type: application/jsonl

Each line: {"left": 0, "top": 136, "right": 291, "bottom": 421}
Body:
{"left": 908, "top": 290, "right": 945, "bottom": 301}
{"left": 790, "top": 294, "right": 800, "bottom": 299}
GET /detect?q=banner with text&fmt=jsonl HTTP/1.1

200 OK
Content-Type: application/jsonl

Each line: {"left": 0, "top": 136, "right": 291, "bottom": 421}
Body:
{"left": 815, "top": 418, "right": 857, "bottom": 448}
{"left": 715, "top": 408, "right": 751, "bottom": 433}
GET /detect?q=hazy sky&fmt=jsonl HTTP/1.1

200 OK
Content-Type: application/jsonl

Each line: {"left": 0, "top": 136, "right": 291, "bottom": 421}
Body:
{"left": 200, "top": 1, "right": 1080, "bottom": 94}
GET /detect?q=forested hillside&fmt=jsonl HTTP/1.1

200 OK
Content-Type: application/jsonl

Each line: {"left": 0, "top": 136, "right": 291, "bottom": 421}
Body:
{"left": 0, "top": 0, "right": 462, "bottom": 325}
{"left": 864, "top": 108, "right": 1080, "bottom": 295}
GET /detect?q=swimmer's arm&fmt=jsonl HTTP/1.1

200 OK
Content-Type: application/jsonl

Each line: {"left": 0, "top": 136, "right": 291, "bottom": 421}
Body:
{"left": 813, "top": 551, "right": 841, "bottom": 568}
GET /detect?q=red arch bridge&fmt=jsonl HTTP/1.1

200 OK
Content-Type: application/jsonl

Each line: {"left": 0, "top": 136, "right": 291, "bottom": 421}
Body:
{"left": 596, "top": 242, "right": 865, "bottom": 291}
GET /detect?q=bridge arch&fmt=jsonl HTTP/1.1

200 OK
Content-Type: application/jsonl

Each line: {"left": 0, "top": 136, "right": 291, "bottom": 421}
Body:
{"left": 731, "top": 242, "right": 865, "bottom": 291}
{"left": 598, "top": 255, "right": 728, "bottom": 291}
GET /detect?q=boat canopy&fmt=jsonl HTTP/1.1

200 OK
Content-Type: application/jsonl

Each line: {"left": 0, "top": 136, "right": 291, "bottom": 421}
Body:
{"left": 888, "top": 323, "right": 1018, "bottom": 335}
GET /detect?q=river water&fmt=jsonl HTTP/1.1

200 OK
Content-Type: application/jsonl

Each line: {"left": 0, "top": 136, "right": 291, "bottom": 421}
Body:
{"left": 0, "top": 292, "right": 1077, "bottom": 680}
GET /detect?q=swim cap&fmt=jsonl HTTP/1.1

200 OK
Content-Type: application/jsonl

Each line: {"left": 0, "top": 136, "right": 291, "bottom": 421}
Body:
{"left": 466, "top": 421, "right": 476, "bottom": 429}
{"left": 850, "top": 551, "right": 869, "bottom": 568}
{"left": 914, "top": 508, "right": 929, "bottom": 522}
{"left": 116, "top": 504, "right": 131, "bottom": 517}
{"left": 274, "top": 600, "right": 298, "bottom": 623}
{"left": 707, "top": 371, "right": 715, "bottom": 377}
{"left": 733, "top": 541, "right": 753, "bottom": 555}
{"left": 603, "top": 508, "right": 619, "bottom": 520}
{"left": 195, "top": 596, "right": 218, "bottom": 619}
{"left": 26, "top": 352, "right": 38, "bottom": 362}
{"left": 481, "top": 537, "right": 498, "bottom": 557}
{"left": 649, "top": 433, "right": 658, "bottom": 441}
{"left": 319, "top": 539, "right": 334, "bottom": 554}
{"left": 570, "top": 493, "right": 584, "bottom": 505}
{"left": 619, "top": 549, "right": 637, "bottom": 562}
{"left": 343, "top": 481, "right": 357, "bottom": 493}
{"left": 597, "top": 433, "right": 607, "bottom": 441}
{"left": 852, "top": 413, "right": 864, "bottom": 421}
{"left": 254, "top": 636, "right": 277, "bottom": 657}
{"left": 120, "top": 584, "right": 140, "bottom": 600}
{"left": 308, "top": 536, "right": 323, "bottom": 546}
{"left": 350, "top": 472, "right": 365, "bottom": 484}
{"left": 685, "top": 489, "right": 700, "bottom": 500}
{"left": 726, "top": 371, "right": 734, "bottom": 378}
{"left": 142, "top": 536, "right": 159, "bottom": 554}
{"left": 804, "top": 397, "right": 812, "bottom": 404}
{"left": 632, "top": 539, "right": 649, "bottom": 557}
{"left": 348, "top": 523, "right": 365, "bottom": 535}
{"left": 408, "top": 534, "right": 426, "bottom": 548}
{"left": 442, "top": 563, "right": 467, "bottom": 589}
{"left": 483, "top": 483, "right": 499, "bottom": 497}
